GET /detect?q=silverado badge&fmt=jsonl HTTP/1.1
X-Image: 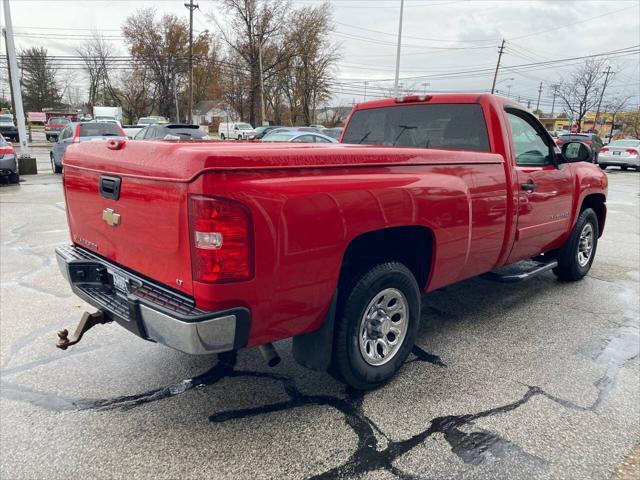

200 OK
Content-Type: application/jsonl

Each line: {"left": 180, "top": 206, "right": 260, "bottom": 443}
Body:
{"left": 102, "top": 208, "right": 121, "bottom": 227}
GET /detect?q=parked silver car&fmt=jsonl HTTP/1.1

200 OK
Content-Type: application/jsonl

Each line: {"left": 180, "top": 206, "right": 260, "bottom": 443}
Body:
{"left": 598, "top": 139, "right": 640, "bottom": 171}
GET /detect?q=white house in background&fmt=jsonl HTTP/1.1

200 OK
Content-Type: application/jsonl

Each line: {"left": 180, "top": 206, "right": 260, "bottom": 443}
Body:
{"left": 193, "top": 101, "right": 236, "bottom": 125}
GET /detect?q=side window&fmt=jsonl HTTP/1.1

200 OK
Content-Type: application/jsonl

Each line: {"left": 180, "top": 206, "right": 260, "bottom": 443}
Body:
{"left": 506, "top": 110, "right": 552, "bottom": 166}
{"left": 60, "top": 126, "right": 71, "bottom": 140}
{"left": 144, "top": 126, "right": 156, "bottom": 139}
{"left": 314, "top": 136, "right": 332, "bottom": 143}
{"left": 292, "top": 135, "right": 314, "bottom": 143}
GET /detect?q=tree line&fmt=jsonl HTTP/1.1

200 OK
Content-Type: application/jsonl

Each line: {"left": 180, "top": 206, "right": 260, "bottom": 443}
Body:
{"left": 14, "top": 0, "right": 338, "bottom": 126}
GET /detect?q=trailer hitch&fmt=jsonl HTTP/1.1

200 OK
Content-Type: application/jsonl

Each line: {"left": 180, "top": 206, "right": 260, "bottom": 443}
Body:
{"left": 56, "top": 311, "right": 112, "bottom": 350}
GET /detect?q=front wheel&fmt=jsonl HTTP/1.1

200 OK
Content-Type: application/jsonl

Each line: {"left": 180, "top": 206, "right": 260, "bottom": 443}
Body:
{"left": 553, "top": 208, "right": 599, "bottom": 281}
{"left": 51, "top": 156, "right": 62, "bottom": 174}
{"left": 599, "top": 164, "right": 607, "bottom": 170}
{"left": 331, "top": 262, "right": 421, "bottom": 390}
{"left": 621, "top": 166, "right": 628, "bottom": 171}
{"left": 220, "top": 133, "right": 225, "bottom": 140}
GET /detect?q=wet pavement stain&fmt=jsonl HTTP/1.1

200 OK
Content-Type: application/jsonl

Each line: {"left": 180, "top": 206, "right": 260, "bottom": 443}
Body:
{"left": 0, "top": 302, "right": 637, "bottom": 479}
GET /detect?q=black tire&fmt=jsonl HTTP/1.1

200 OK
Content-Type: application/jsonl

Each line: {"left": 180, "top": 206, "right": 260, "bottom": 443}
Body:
{"left": 331, "top": 262, "right": 421, "bottom": 390}
{"left": 220, "top": 133, "right": 225, "bottom": 140}
{"left": 8, "top": 172, "right": 19, "bottom": 184}
{"left": 599, "top": 164, "right": 607, "bottom": 170}
{"left": 553, "top": 208, "right": 599, "bottom": 281}
{"left": 51, "top": 155, "right": 62, "bottom": 174}
{"left": 621, "top": 166, "right": 628, "bottom": 171}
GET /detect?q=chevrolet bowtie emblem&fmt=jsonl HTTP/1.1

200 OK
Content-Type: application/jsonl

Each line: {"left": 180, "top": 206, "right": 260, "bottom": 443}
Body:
{"left": 102, "top": 208, "right": 121, "bottom": 227}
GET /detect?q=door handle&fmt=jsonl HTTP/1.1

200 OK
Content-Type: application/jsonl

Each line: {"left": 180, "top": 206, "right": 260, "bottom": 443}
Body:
{"left": 521, "top": 180, "right": 537, "bottom": 192}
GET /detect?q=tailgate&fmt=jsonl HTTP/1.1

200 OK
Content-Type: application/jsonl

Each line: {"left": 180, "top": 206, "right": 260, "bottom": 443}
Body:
{"left": 64, "top": 167, "right": 194, "bottom": 295}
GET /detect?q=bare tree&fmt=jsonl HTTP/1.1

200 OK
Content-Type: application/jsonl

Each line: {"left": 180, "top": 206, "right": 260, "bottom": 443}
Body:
{"left": 601, "top": 95, "right": 630, "bottom": 142}
{"left": 77, "top": 33, "right": 118, "bottom": 109}
{"left": 122, "top": 9, "right": 194, "bottom": 120}
{"left": 284, "top": 4, "right": 338, "bottom": 125}
{"left": 556, "top": 59, "right": 607, "bottom": 132}
{"left": 117, "top": 67, "right": 156, "bottom": 124}
{"left": 212, "top": 0, "right": 291, "bottom": 125}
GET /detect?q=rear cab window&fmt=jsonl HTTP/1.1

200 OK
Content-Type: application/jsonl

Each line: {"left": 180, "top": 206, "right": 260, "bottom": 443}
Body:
{"left": 79, "top": 123, "right": 123, "bottom": 137}
{"left": 341, "top": 103, "right": 490, "bottom": 151}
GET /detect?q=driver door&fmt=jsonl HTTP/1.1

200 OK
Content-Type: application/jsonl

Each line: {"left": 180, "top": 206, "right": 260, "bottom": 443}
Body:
{"left": 506, "top": 108, "right": 574, "bottom": 263}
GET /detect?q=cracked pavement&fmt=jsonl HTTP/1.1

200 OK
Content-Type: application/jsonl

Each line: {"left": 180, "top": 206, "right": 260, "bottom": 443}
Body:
{"left": 1, "top": 150, "right": 639, "bottom": 479}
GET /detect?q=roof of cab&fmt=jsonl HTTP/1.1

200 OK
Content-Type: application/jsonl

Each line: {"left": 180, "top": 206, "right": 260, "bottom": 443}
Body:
{"left": 351, "top": 93, "right": 521, "bottom": 111}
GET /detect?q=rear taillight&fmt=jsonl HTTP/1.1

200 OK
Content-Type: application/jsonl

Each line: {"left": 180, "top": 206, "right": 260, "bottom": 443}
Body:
{"left": 556, "top": 140, "right": 564, "bottom": 146}
{"left": 189, "top": 195, "right": 253, "bottom": 283}
{"left": 600, "top": 147, "right": 609, "bottom": 153}
{"left": 626, "top": 149, "right": 638, "bottom": 156}
{"left": 584, "top": 140, "right": 593, "bottom": 145}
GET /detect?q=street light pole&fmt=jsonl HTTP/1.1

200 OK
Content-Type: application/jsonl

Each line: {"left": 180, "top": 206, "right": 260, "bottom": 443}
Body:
{"left": 393, "top": 0, "right": 404, "bottom": 97}
{"left": 2, "top": 0, "right": 29, "bottom": 159}
{"left": 258, "top": 33, "right": 266, "bottom": 126}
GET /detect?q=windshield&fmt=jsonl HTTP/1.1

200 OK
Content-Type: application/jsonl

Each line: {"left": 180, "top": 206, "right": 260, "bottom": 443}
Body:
{"left": 237, "top": 123, "right": 253, "bottom": 130}
{"left": 79, "top": 122, "right": 123, "bottom": 137}
{"left": 342, "top": 103, "right": 490, "bottom": 151}
{"left": 138, "top": 117, "right": 166, "bottom": 125}
{"left": 263, "top": 132, "right": 296, "bottom": 142}
{"left": 609, "top": 140, "right": 640, "bottom": 148}
{"left": 48, "top": 117, "right": 70, "bottom": 124}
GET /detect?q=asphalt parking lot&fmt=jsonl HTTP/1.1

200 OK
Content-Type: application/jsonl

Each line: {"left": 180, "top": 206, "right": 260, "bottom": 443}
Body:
{"left": 1, "top": 148, "right": 639, "bottom": 480}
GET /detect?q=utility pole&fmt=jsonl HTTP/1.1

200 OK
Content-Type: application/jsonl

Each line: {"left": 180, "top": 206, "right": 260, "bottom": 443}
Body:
{"left": 393, "top": 0, "right": 405, "bottom": 97}
{"left": 490, "top": 39, "right": 505, "bottom": 94}
{"left": 2, "top": 0, "right": 30, "bottom": 160}
{"left": 185, "top": 0, "right": 199, "bottom": 124}
{"left": 594, "top": 65, "right": 612, "bottom": 132}
{"left": 535, "top": 82, "right": 543, "bottom": 113}
{"left": 257, "top": 33, "right": 266, "bottom": 126}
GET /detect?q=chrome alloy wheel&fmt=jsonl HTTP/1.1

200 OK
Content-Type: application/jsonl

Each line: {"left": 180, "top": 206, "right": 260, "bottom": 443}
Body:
{"left": 358, "top": 288, "right": 409, "bottom": 366}
{"left": 577, "top": 222, "right": 594, "bottom": 267}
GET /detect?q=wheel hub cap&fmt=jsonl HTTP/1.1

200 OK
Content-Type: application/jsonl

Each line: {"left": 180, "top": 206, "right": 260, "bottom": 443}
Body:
{"left": 577, "top": 223, "right": 594, "bottom": 267}
{"left": 359, "top": 288, "right": 409, "bottom": 366}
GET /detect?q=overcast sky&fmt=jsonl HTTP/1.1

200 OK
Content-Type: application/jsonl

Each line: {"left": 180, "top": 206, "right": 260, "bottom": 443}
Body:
{"left": 2, "top": 0, "right": 639, "bottom": 112}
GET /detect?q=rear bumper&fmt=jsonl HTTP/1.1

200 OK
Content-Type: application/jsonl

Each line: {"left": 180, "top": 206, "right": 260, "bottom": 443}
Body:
{"left": 55, "top": 244, "right": 250, "bottom": 355}
{"left": 598, "top": 155, "right": 640, "bottom": 167}
{"left": 0, "top": 154, "right": 17, "bottom": 174}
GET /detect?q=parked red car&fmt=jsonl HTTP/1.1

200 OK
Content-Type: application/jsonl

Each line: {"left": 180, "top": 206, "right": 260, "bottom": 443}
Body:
{"left": 56, "top": 94, "right": 607, "bottom": 389}
{"left": 44, "top": 117, "right": 71, "bottom": 142}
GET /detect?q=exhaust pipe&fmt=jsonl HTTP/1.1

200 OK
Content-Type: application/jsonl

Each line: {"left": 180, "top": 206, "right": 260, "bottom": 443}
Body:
{"left": 259, "top": 343, "right": 281, "bottom": 367}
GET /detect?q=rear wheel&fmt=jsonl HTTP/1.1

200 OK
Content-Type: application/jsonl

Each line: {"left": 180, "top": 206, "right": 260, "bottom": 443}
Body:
{"left": 621, "top": 166, "right": 628, "bottom": 171}
{"left": 220, "top": 133, "right": 225, "bottom": 140}
{"left": 553, "top": 208, "right": 598, "bottom": 281}
{"left": 331, "top": 262, "right": 420, "bottom": 390}
{"left": 8, "top": 172, "right": 19, "bottom": 184}
{"left": 599, "top": 164, "right": 607, "bottom": 170}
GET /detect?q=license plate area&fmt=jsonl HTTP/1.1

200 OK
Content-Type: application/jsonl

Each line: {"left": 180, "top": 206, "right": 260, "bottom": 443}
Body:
{"left": 110, "top": 270, "right": 130, "bottom": 296}
{"left": 613, "top": 151, "right": 621, "bottom": 155}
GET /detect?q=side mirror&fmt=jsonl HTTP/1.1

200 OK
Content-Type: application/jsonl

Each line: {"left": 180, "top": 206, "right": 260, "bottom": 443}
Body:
{"left": 234, "top": 126, "right": 239, "bottom": 130}
{"left": 561, "top": 141, "right": 592, "bottom": 163}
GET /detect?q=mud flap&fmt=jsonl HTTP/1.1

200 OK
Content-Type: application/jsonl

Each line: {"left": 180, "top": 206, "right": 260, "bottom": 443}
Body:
{"left": 292, "top": 294, "right": 337, "bottom": 371}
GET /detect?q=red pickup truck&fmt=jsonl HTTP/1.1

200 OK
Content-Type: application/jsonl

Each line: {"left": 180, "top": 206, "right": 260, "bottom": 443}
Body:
{"left": 56, "top": 94, "right": 607, "bottom": 389}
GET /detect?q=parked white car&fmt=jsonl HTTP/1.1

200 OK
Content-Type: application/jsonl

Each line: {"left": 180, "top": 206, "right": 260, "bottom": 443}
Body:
{"left": 218, "top": 122, "right": 254, "bottom": 140}
{"left": 598, "top": 139, "right": 640, "bottom": 171}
